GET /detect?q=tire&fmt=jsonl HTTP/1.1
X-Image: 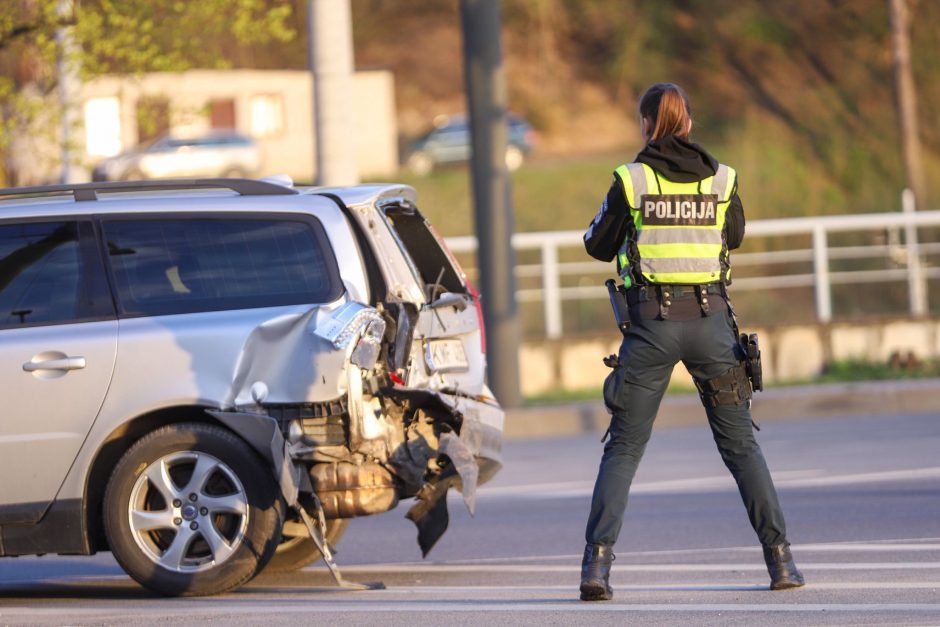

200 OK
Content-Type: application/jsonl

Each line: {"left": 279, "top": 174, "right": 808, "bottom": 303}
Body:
{"left": 260, "top": 518, "right": 350, "bottom": 575}
{"left": 406, "top": 151, "right": 434, "bottom": 176}
{"left": 103, "top": 423, "right": 284, "bottom": 596}
{"left": 505, "top": 145, "right": 525, "bottom": 171}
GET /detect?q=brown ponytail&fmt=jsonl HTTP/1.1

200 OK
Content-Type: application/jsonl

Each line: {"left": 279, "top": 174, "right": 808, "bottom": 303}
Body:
{"left": 638, "top": 83, "right": 692, "bottom": 141}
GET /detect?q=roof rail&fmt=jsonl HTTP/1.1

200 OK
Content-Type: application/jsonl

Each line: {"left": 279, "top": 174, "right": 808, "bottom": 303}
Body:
{"left": 0, "top": 178, "right": 298, "bottom": 202}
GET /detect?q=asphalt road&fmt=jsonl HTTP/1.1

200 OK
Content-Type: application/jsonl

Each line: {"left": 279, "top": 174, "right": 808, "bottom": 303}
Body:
{"left": 1, "top": 411, "right": 939, "bottom": 625}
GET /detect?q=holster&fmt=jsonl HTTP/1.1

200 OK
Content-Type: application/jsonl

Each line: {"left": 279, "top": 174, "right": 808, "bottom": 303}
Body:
{"left": 738, "top": 332, "right": 763, "bottom": 392}
{"left": 695, "top": 364, "right": 752, "bottom": 408}
{"left": 605, "top": 279, "right": 631, "bottom": 336}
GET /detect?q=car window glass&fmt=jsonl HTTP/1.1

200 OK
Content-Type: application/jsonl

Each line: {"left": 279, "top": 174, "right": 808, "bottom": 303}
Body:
{"left": 383, "top": 208, "right": 465, "bottom": 297}
{"left": 0, "top": 221, "right": 107, "bottom": 329}
{"left": 438, "top": 126, "right": 467, "bottom": 137}
{"left": 103, "top": 217, "right": 341, "bottom": 316}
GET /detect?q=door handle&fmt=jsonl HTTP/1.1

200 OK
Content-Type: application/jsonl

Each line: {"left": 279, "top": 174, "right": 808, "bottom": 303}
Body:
{"left": 22, "top": 356, "right": 86, "bottom": 372}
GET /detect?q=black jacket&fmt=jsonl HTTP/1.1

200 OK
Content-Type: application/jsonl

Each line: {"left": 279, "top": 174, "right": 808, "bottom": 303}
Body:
{"left": 584, "top": 135, "right": 745, "bottom": 263}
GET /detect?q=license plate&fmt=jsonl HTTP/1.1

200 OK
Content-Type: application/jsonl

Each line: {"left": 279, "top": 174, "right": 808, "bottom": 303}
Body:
{"left": 424, "top": 338, "right": 469, "bottom": 373}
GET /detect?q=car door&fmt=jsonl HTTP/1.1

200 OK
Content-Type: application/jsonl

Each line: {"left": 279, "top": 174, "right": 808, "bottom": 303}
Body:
{"left": 97, "top": 212, "right": 350, "bottom": 413}
{"left": 0, "top": 219, "right": 117, "bottom": 523}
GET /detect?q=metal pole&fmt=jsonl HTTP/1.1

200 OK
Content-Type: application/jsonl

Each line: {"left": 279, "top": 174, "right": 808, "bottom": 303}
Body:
{"left": 308, "top": 0, "right": 359, "bottom": 186}
{"left": 812, "top": 226, "right": 832, "bottom": 323}
{"left": 460, "top": 0, "right": 521, "bottom": 408}
{"left": 541, "top": 241, "right": 562, "bottom": 339}
{"left": 889, "top": 0, "right": 928, "bottom": 212}
{"left": 56, "top": 0, "right": 83, "bottom": 184}
{"left": 902, "top": 188, "right": 927, "bottom": 315}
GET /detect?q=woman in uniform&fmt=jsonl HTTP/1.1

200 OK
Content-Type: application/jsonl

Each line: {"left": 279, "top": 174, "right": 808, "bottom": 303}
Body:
{"left": 579, "top": 82, "right": 804, "bottom": 601}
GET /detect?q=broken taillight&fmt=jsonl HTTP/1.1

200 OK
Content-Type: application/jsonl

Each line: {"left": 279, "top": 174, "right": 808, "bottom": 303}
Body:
{"left": 466, "top": 278, "right": 486, "bottom": 355}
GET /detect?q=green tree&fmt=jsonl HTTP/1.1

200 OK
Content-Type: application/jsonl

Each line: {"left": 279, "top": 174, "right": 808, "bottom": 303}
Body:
{"left": 0, "top": 0, "right": 295, "bottom": 185}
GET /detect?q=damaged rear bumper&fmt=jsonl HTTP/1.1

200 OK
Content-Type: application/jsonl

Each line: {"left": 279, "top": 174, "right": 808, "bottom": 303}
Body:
{"left": 209, "top": 386, "right": 503, "bottom": 557}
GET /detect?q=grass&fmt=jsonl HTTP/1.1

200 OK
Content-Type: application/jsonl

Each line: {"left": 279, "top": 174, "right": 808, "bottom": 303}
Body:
{"left": 380, "top": 154, "right": 623, "bottom": 237}
{"left": 816, "top": 358, "right": 940, "bottom": 383}
{"left": 379, "top": 115, "right": 904, "bottom": 242}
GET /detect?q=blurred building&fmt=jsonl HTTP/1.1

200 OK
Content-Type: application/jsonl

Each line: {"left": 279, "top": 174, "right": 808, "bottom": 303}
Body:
{"left": 12, "top": 69, "right": 398, "bottom": 184}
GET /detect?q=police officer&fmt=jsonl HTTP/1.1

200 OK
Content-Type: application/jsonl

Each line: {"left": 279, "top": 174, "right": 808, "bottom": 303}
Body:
{"left": 579, "top": 83, "right": 804, "bottom": 601}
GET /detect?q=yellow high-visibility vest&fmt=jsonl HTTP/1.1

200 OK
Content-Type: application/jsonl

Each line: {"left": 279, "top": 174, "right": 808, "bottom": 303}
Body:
{"left": 615, "top": 162, "right": 735, "bottom": 285}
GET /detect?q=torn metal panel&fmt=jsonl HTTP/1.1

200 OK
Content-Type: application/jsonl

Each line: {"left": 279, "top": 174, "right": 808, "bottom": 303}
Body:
{"left": 405, "top": 475, "right": 458, "bottom": 558}
{"left": 224, "top": 304, "right": 350, "bottom": 408}
{"left": 207, "top": 410, "right": 305, "bottom": 507}
{"left": 438, "top": 431, "right": 478, "bottom": 515}
{"left": 451, "top": 387, "right": 505, "bottom": 484}
{"left": 384, "top": 407, "right": 439, "bottom": 496}
{"left": 296, "top": 492, "right": 385, "bottom": 590}
{"left": 387, "top": 387, "right": 504, "bottom": 557}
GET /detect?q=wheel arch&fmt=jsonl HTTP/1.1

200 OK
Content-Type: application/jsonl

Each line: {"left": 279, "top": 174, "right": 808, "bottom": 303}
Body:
{"left": 84, "top": 405, "right": 225, "bottom": 553}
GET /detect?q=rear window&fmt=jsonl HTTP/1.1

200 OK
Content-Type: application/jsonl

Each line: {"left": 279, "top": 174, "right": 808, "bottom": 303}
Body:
{"left": 102, "top": 215, "right": 341, "bottom": 317}
{"left": 384, "top": 206, "right": 466, "bottom": 296}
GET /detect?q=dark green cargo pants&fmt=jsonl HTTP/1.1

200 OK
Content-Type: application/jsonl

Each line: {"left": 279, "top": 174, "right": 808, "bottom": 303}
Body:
{"left": 584, "top": 307, "right": 789, "bottom": 547}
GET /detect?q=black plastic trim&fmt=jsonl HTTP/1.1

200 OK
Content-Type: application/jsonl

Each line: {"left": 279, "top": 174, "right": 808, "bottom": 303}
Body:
{"left": 0, "top": 178, "right": 298, "bottom": 202}
{"left": 0, "top": 501, "right": 48, "bottom": 527}
{"left": 0, "top": 498, "right": 90, "bottom": 556}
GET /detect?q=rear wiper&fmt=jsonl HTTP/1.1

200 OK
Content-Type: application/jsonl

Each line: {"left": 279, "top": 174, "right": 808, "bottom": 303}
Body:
{"left": 428, "top": 292, "right": 468, "bottom": 311}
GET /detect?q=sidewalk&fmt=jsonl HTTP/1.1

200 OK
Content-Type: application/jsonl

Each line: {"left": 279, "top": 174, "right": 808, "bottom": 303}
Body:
{"left": 504, "top": 378, "right": 940, "bottom": 440}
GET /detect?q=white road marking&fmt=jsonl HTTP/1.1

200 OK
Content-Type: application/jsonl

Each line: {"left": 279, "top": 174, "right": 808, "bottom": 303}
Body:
{"left": 360, "top": 582, "right": 940, "bottom": 592}
{"left": 445, "top": 541, "right": 940, "bottom": 564}
{"left": 781, "top": 543, "right": 940, "bottom": 552}
{"left": 1, "top": 603, "right": 940, "bottom": 615}
{"left": 337, "top": 562, "right": 940, "bottom": 574}
{"left": 479, "top": 466, "right": 940, "bottom": 499}
{"left": 776, "top": 466, "right": 940, "bottom": 488}
{"left": 6, "top": 575, "right": 939, "bottom": 592}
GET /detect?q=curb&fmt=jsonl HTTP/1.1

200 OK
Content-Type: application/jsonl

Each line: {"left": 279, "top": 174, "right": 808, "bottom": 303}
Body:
{"left": 503, "top": 378, "right": 940, "bottom": 440}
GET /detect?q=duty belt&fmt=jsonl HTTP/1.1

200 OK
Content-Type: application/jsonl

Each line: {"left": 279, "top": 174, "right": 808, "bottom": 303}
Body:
{"left": 626, "top": 283, "right": 724, "bottom": 319}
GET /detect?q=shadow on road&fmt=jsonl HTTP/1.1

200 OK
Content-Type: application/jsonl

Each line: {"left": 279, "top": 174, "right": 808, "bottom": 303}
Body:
{"left": 0, "top": 580, "right": 156, "bottom": 600}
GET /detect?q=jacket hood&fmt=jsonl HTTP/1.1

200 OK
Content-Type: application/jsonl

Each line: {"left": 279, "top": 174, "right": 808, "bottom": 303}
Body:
{"left": 634, "top": 135, "right": 718, "bottom": 183}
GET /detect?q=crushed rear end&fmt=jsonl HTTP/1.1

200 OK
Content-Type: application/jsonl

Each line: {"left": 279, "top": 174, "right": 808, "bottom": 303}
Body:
{"left": 213, "top": 185, "right": 504, "bottom": 559}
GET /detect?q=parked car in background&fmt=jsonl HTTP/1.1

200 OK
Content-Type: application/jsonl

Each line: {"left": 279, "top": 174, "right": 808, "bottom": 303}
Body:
{"left": 405, "top": 114, "right": 537, "bottom": 175}
{"left": 0, "top": 178, "right": 503, "bottom": 596}
{"left": 92, "top": 131, "right": 262, "bottom": 181}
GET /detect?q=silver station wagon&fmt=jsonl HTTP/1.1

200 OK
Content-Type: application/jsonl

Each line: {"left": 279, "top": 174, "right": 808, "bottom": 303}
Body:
{"left": 0, "top": 178, "right": 503, "bottom": 596}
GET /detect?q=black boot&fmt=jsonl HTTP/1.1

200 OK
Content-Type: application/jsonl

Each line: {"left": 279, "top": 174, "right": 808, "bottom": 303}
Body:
{"left": 580, "top": 543, "right": 615, "bottom": 601}
{"left": 763, "top": 542, "right": 805, "bottom": 590}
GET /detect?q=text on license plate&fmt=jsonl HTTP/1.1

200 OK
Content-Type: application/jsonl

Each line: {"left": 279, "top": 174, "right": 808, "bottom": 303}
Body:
{"left": 424, "top": 338, "right": 469, "bottom": 373}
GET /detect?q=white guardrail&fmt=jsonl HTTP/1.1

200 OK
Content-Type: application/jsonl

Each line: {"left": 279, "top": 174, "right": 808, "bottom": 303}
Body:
{"left": 445, "top": 201, "right": 940, "bottom": 339}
